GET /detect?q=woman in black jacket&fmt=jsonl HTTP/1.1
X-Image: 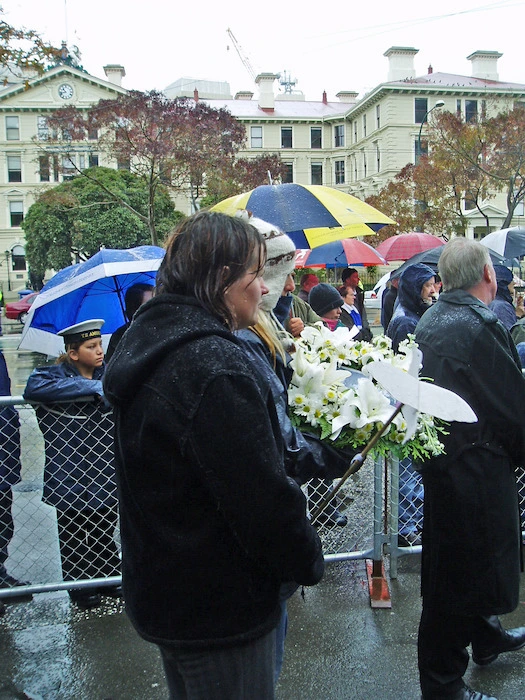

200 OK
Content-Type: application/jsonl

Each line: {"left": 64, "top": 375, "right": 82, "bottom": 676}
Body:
{"left": 104, "top": 211, "right": 324, "bottom": 700}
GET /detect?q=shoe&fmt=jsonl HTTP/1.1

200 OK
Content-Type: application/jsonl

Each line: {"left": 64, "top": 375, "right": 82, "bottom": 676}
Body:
{"left": 398, "top": 532, "right": 421, "bottom": 547}
{"left": 98, "top": 585, "right": 122, "bottom": 598}
{"left": 472, "top": 626, "right": 525, "bottom": 665}
{"left": 69, "top": 592, "right": 102, "bottom": 609}
{"left": 0, "top": 573, "right": 31, "bottom": 588}
{"left": 449, "top": 684, "right": 497, "bottom": 699}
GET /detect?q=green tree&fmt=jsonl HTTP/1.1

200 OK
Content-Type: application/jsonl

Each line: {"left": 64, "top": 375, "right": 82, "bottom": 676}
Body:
{"left": 41, "top": 91, "right": 248, "bottom": 243}
{"left": 22, "top": 167, "right": 182, "bottom": 284}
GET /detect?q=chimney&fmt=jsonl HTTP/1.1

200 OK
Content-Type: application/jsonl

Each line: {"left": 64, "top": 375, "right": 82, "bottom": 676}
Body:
{"left": 467, "top": 51, "right": 502, "bottom": 81}
{"left": 322, "top": 90, "right": 328, "bottom": 105}
{"left": 234, "top": 91, "right": 254, "bottom": 100}
{"left": 383, "top": 46, "right": 419, "bottom": 81}
{"left": 428, "top": 64, "right": 433, "bottom": 74}
{"left": 103, "top": 64, "right": 126, "bottom": 87}
{"left": 255, "top": 73, "right": 279, "bottom": 111}
{"left": 194, "top": 88, "right": 199, "bottom": 101}
{"left": 336, "top": 90, "right": 358, "bottom": 103}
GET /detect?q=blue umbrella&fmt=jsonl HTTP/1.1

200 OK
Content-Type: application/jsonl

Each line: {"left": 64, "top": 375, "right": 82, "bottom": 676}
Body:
{"left": 19, "top": 246, "right": 164, "bottom": 357}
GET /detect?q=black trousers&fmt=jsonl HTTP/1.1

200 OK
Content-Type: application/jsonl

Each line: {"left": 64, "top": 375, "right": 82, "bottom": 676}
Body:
{"left": 418, "top": 605, "right": 507, "bottom": 698}
{"left": 56, "top": 507, "right": 121, "bottom": 582}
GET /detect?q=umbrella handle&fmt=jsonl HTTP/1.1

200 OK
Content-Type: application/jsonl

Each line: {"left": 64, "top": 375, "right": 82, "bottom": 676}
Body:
{"left": 309, "top": 403, "right": 404, "bottom": 525}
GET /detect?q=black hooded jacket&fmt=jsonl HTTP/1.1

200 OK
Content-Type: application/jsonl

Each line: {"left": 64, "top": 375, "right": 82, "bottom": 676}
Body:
{"left": 103, "top": 294, "right": 324, "bottom": 650}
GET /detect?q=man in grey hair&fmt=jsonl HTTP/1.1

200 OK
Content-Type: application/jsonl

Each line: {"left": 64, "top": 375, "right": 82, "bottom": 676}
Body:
{"left": 414, "top": 237, "right": 525, "bottom": 700}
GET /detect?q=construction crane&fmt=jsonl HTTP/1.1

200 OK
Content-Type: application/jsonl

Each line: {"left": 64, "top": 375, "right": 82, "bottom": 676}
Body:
{"left": 226, "top": 28, "right": 257, "bottom": 83}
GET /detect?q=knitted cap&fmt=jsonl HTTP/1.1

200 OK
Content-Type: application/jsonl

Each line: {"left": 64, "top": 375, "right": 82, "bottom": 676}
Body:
{"left": 236, "top": 210, "right": 296, "bottom": 312}
{"left": 308, "top": 283, "right": 343, "bottom": 316}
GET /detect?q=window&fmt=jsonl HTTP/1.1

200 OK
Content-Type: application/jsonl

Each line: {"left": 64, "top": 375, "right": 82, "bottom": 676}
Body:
{"left": 362, "top": 151, "right": 367, "bottom": 178}
{"left": 334, "top": 124, "right": 344, "bottom": 147}
{"left": 37, "top": 116, "right": 48, "bottom": 140}
{"left": 414, "top": 98, "right": 428, "bottom": 124}
{"left": 335, "top": 160, "right": 345, "bottom": 184}
{"left": 282, "top": 162, "right": 293, "bottom": 183}
{"left": 362, "top": 114, "right": 367, "bottom": 138}
{"left": 465, "top": 100, "right": 478, "bottom": 123}
{"left": 376, "top": 105, "right": 381, "bottom": 130}
{"left": 6, "top": 116, "right": 19, "bottom": 140}
{"left": 464, "top": 192, "right": 476, "bottom": 211}
{"left": 11, "top": 244, "right": 26, "bottom": 271}
{"left": 9, "top": 201, "right": 23, "bottom": 227}
{"left": 62, "top": 155, "right": 76, "bottom": 180}
{"left": 39, "top": 155, "right": 50, "bottom": 182}
{"left": 87, "top": 127, "right": 98, "bottom": 141}
{"left": 311, "top": 162, "right": 323, "bottom": 185}
{"left": 310, "top": 127, "right": 322, "bottom": 149}
{"left": 353, "top": 121, "right": 358, "bottom": 143}
{"left": 281, "top": 127, "right": 292, "bottom": 149}
{"left": 376, "top": 143, "right": 381, "bottom": 173}
{"left": 89, "top": 153, "right": 99, "bottom": 168}
{"left": 415, "top": 138, "right": 428, "bottom": 164}
{"left": 250, "top": 126, "right": 263, "bottom": 148}
{"left": 7, "top": 155, "right": 21, "bottom": 182}
{"left": 456, "top": 99, "right": 462, "bottom": 116}
{"left": 353, "top": 156, "right": 358, "bottom": 181}
{"left": 117, "top": 157, "right": 131, "bottom": 170}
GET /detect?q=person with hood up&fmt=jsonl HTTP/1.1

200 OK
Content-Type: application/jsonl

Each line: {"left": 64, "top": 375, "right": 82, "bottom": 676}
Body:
{"left": 387, "top": 263, "right": 436, "bottom": 353}
{"left": 489, "top": 265, "right": 524, "bottom": 331}
{"left": 103, "top": 211, "right": 324, "bottom": 699}
{"left": 387, "top": 263, "right": 436, "bottom": 548}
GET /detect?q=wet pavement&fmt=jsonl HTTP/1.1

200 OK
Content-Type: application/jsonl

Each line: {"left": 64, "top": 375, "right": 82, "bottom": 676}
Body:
{"left": 1, "top": 555, "right": 525, "bottom": 699}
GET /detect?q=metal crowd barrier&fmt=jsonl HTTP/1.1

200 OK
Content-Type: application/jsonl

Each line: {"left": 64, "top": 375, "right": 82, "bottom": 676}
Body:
{"left": 1, "top": 396, "right": 524, "bottom": 603}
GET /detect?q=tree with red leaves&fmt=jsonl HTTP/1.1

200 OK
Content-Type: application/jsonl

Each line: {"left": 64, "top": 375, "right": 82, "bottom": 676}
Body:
{"left": 430, "top": 107, "right": 525, "bottom": 229}
{"left": 41, "top": 91, "right": 251, "bottom": 244}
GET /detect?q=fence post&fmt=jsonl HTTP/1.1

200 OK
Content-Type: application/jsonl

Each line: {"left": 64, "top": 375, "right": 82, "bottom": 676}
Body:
{"left": 366, "top": 454, "right": 391, "bottom": 608}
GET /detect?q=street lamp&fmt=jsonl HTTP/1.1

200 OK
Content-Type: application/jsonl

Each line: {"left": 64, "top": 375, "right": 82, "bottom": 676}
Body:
{"left": 417, "top": 100, "right": 445, "bottom": 162}
{"left": 4, "top": 250, "right": 11, "bottom": 292}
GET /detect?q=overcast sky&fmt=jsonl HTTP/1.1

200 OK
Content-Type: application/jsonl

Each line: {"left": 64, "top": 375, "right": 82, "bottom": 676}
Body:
{"left": 4, "top": 0, "right": 525, "bottom": 100}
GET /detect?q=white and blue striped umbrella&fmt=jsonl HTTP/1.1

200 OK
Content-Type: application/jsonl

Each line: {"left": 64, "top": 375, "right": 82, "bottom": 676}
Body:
{"left": 19, "top": 246, "right": 164, "bottom": 357}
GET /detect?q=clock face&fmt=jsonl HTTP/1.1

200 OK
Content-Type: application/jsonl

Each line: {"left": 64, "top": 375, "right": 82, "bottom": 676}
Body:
{"left": 58, "top": 83, "right": 74, "bottom": 100}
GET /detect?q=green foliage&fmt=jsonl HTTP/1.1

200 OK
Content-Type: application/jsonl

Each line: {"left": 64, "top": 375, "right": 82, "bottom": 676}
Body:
{"left": 23, "top": 167, "right": 182, "bottom": 278}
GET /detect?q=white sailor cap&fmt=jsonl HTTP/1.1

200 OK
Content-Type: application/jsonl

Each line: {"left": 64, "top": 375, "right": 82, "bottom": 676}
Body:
{"left": 57, "top": 319, "right": 105, "bottom": 345}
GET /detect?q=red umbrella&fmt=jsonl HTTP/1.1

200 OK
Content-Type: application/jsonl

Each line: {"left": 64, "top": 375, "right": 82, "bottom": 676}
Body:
{"left": 376, "top": 232, "right": 445, "bottom": 262}
{"left": 296, "top": 239, "right": 386, "bottom": 268}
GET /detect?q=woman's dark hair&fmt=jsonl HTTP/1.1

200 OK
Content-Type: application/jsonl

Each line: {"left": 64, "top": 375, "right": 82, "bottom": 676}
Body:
{"left": 156, "top": 211, "right": 266, "bottom": 329}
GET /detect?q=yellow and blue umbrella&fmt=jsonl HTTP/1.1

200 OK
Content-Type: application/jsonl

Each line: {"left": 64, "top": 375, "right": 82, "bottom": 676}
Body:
{"left": 211, "top": 183, "right": 396, "bottom": 249}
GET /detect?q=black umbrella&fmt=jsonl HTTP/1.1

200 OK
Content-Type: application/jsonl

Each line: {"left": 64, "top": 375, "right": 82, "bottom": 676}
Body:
{"left": 393, "top": 244, "right": 506, "bottom": 278}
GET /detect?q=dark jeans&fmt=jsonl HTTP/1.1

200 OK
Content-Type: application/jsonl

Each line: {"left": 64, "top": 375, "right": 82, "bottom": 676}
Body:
{"left": 56, "top": 507, "right": 121, "bottom": 582}
{"left": 418, "top": 606, "right": 507, "bottom": 698}
{"left": 0, "top": 487, "right": 13, "bottom": 573}
{"left": 159, "top": 629, "right": 276, "bottom": 700}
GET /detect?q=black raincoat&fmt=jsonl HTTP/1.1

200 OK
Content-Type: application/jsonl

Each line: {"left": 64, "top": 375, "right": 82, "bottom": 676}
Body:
{"left": 415, "top": 289, "right": 525, "bottom": 615}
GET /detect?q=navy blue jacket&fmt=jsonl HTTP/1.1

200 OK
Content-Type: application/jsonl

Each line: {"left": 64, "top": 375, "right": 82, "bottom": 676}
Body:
{"left": 387, "top": 264, "right": 434, "bottom": 352}
{"left": 24, "top": 363, "right": 116, "bottom": 511}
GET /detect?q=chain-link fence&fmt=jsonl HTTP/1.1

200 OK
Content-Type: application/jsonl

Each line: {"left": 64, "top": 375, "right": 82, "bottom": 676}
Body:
{"left": 1, "top": 397, "right": 524, "bottom": 602}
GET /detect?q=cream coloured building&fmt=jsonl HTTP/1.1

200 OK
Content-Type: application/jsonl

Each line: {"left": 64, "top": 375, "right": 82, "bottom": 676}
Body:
{"left": 0, "top": 48, "right": 524, "bottom": 291}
